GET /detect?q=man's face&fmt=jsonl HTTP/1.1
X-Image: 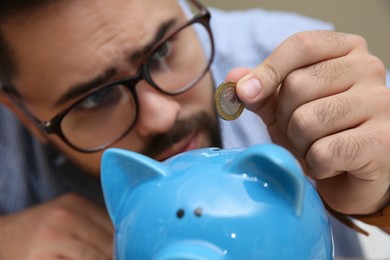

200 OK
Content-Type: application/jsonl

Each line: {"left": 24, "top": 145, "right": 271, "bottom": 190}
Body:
{"left": 1, "top": 0, "right": 220, "bottom": 176}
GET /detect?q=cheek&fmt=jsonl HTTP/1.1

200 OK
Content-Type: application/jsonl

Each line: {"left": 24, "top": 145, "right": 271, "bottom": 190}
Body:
{"left": 179, "top": 73, "right": 215, "bottom": 112}
{"left": 48, "top": 135, "right": 103, "bottom": 176}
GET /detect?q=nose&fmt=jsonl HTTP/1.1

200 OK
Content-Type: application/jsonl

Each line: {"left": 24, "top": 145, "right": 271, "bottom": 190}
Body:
{"left": 135, "top": 82, "right": 181, "bottom": 137}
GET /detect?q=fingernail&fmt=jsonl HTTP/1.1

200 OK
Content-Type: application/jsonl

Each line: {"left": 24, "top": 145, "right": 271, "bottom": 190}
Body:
{"left": 242, "top": 78, "right": 262, "bottom": 99}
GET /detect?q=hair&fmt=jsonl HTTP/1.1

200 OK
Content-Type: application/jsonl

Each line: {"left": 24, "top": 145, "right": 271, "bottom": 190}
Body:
{"left": 0, "top": 0, "right": 53, "bottom": 84}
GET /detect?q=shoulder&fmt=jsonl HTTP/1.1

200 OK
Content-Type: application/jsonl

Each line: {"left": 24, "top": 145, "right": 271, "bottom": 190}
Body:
{"left": 209, "top": 7, "right": 334, "bottom": 47}
{"left": 209, "top": 8, "right": 333, "bottom": 60}
{"left": 208, "top": 7, "right": 334, "bottom": 84}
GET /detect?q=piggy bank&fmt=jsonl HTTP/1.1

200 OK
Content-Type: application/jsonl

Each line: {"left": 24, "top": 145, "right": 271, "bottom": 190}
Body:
{"left": 101, "top": 144, "right": 333, "bottom": 259}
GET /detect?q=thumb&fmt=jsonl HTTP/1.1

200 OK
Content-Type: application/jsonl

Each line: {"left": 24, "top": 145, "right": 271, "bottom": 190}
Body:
{"left": 234, "top": 58, "right": 285, "bottom": 125}
{"left": 235, "top": 31, "right": 359, "bottom": 123}
{"left": 236, "top": 59, "right": 284, "bottom": 107}
{"left": 225, "top": 67, "right": 251, "bottom": 82}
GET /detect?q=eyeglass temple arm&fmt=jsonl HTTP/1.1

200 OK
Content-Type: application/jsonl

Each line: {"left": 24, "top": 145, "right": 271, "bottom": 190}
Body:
{"left": 0, "top": 82, "right": 47, "bottom": 131}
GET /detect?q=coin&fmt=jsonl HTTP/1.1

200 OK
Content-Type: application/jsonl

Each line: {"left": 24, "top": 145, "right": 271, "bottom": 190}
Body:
{"left": 214, "top": 81, "right": 244, "bottom": 121}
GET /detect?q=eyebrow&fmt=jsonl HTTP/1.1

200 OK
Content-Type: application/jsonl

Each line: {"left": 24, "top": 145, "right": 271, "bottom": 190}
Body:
{"left": 55, "top": 18, "right": 177, "bottom": 107}
{"left": 130, "top": 18, "right": 177, "bottom": 62}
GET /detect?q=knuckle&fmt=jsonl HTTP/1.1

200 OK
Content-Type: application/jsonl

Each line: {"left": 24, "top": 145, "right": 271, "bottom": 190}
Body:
{"left": 262, "top": 57, "right": 282, "bottom": 85}
{"left": 36, "top": 223, "right": 58, "bottom": 240}
{"left": 62, "top": 192, "right": 84, "bottom": 202}
{"left": 28, "top": 251, "right": 51, "bottom": 260}
{"left": 363, "top": 54, "right": 386, "bottom": 78}
{"left": 309, "top": 59, "right": 343, "bottom": 86}
{"left": 61, "top": 192, "right": 91, "bottom": 207}
{"left": 46, "top": 206, "right": 75, "bottom": 223}
{"left": 291, "top": 31, "right": 342, "bottom": 56}
{"left": 35, "top": 218, "right": 63, "bottom": 242}
{"left": 350, "top": 34, "right": 368, "bottom": 50}
{"left": 289, "top": 106, "right": 314, "bottom": 133}
{"left": 317, "top": 30, "right": 343, "bottom": 45}
{"left": 313, "top": 96, "right": 355, "bottom": 127}
{"left": 291, "top": 107, "right": 311, "bottom": 129}
{"left": 328, "top": 135, "right": 373, "bottom": 163}
{"left": 73, "top": 244, "right": 103, "bottom": 260}
{"left": 307, "top": 142, "right": 331, "bottom": 176}
{"left": 290, "top": 31, "right": 318, "bottom": 56}
{"left": 283, "top": 70, "right": 303, "bottom": 93}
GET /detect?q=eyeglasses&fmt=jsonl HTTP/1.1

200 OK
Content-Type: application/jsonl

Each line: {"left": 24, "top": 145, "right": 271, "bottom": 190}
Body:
{"left": 2, "top": 0, "right": 214, "bottom": 153}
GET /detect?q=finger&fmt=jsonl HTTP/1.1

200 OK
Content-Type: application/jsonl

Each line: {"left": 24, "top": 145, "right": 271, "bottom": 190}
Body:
{"left": 288, "top": 78, "right": 389, "bottom": 157}
{"left": 60, "top": 194, "right": 114, "bottom": 235}
{"left": 235, "top": 31, "right": 368, "bottom": 122}
{"left": 30, "top": 226, "right": 110, "bottom": 260}
{"left": 277, "top": 53, "right": 386, "bottom": 131}
{"left": 71, "top": 216, "right": 113, "bottom": 257}
{"left": 287, "top": 90, "right": 363, "bottom": 156}
{"left": 41, "top": 207, "right": 113, "bottom": 257}
{"left": 84, "top": 205, "right": 113, "bottom": 236}
{"left": 225, "top": 67, "right": 251, "bottom": 82}
{"left": 52, "top": 236, "right": 109, "bottom": 260}
{"left": 315, "top": 172, "right": 389, "bottom": 214}
{"left": 304, "top": 122, "right": 387, "bottom": 180}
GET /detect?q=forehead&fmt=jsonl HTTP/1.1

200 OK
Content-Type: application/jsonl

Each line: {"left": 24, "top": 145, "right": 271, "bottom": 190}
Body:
{"left": 2, "top": 0, "right": 182, "bottom": 107}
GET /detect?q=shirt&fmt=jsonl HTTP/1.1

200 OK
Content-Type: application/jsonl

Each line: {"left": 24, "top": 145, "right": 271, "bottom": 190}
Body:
{"left": 1, "top": 4, "right": 390, "bottom": 258}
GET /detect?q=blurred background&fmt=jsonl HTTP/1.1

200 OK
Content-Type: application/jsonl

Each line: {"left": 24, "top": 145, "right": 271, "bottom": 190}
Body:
{"left": 202, "top": 0, "right": 390, "bottom": 69}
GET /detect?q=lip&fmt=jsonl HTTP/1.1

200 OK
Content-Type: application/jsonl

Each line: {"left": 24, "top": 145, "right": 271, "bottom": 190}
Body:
{"left": 155, "top": 131, "right": 200, "bottom": 161}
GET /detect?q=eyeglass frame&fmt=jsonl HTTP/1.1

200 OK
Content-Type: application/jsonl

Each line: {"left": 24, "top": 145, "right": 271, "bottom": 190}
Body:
{"left": 0, "top": 0, "right": 215, "bottom": 153}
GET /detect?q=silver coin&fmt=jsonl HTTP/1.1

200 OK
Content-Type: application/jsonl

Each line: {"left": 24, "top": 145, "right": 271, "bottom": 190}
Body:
{"left": 214, "top": 81, "right": 244, "bottom": 121}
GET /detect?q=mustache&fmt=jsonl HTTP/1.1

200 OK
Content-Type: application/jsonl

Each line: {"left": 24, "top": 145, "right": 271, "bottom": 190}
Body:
{"left": 141, "top": 111, "right": 220, "bottom": 159}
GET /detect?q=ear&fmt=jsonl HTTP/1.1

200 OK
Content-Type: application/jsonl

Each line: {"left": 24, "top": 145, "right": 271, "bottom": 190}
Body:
{"left": 0, "top": 91, "right": 49, "bottom": 143}
{"left": 228, "top": 144, "right": 305, "bottom": 215}
{"left": 101, "top": 148, "right": 170, "bottom": 224}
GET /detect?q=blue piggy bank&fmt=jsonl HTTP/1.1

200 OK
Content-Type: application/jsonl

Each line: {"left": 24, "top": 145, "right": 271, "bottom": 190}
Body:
{"left": 101, "top": 144, "right": 333, "bottom": 259}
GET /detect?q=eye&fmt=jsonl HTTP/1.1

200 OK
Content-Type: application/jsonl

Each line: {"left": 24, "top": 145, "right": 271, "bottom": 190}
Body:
{"left": 155, "top": 42, "right": 171, "bottom": 59}
{"left": 148, "top": 40, "right": 174, "bottom": 71}
{"left": 74, "top": 85, "right": 122, "bottom": 111}
{"left": 176, "top": 209, "right": 185, "bottom": 219}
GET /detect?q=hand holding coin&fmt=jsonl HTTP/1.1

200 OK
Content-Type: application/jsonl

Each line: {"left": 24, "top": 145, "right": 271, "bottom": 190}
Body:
{"left": 214, "top": 81, "right": 244, "bottom": 120}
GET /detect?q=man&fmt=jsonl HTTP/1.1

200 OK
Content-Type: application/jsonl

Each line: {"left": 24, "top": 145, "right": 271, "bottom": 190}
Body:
{"left": 0, "top": 0, "right": 388, "bottom": 258}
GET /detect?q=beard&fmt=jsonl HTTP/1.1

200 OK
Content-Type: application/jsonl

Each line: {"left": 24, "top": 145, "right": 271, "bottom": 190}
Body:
{"left": 140, "top": 110, "right": 222, "bottom": 160}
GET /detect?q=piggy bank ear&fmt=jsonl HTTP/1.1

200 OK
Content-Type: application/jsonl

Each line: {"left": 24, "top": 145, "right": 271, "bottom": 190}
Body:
{"left": 101, "top": 148, "right": 169, "bottom": 223}
{"left": 228, "top": 144, "right": 305, "bottom": 215}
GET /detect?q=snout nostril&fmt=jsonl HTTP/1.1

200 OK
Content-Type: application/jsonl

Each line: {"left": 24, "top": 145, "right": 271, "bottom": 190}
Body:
{"left": 194, "top": 207, "right": 203, "bottom": 217}
{"left": 176, "top": 209, "right": 185, "bottom": 219}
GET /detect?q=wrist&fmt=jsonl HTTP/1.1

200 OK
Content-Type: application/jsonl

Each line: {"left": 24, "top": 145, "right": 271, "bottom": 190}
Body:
{"left": 350, "top": 189, "right": 390, "bottom": 229}
{"left": 323, "top": 189, "right": 390, "bottom": 236}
